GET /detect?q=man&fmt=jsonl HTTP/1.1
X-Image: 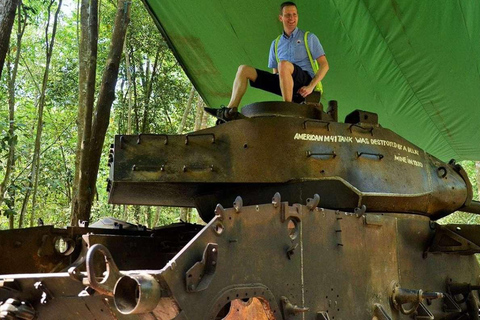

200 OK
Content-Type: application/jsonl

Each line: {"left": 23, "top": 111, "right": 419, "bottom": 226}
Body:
{"left": 226, "top": 1, "right": 329, "bottom": 111}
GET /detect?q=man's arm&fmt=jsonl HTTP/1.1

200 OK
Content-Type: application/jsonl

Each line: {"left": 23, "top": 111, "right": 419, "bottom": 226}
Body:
{"left": 298, "top": 55, "right": 329, "bottom": 97}
{"left": 272, "top": 68, "right": 278, "bottom": 74}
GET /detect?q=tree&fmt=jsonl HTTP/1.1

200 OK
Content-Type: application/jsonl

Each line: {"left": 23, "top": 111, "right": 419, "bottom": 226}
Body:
{"left": 0, "top": 2, "right": 26, "bottom": 229}
{"left": 177, "top": 86, "right": 195, "bottom": 134}
{"left": 71, "top": 0, "right": 131, "bottom": 225}
{"left": 140, "top": 45, "right": 162, "bottom": 133}
{"left": 70, "top": 0, "right": 98, "bottom": 226}
{"left": 476, "top": 161, "right": 480, "bottom": 200}
{"left": 18, "top": 0, "right": 62, "bottom": 228}
{"left": 0, "top": 0, "right": 19, "bottom": 78}
{"left": 70, "top": 0, "right": 90, "bottom": 221}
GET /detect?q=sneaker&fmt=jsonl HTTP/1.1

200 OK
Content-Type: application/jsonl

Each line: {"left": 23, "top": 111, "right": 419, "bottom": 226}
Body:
{"left": 204, "top": 106, "right": 244, "bottom": 122}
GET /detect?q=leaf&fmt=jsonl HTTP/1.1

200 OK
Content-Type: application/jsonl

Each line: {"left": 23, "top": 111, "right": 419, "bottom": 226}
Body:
{"left": 3, "top": 209, "right": 16, "bottom": 217}
{"left": 4, "top": 199, "right": 13, "bottom": 207}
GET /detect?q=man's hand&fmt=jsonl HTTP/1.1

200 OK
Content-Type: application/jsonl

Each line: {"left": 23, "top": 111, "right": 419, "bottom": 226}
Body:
{"left": 298, "top": 85, "right": 314, "bottom": 97}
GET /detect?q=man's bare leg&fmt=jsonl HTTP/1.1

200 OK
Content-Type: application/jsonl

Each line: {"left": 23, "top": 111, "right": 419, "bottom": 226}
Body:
{"left": 227, "top": 65, "right": 258, "bottom": 108}
{"left": 278, "top": 60, "right": 294, "bottom": 102}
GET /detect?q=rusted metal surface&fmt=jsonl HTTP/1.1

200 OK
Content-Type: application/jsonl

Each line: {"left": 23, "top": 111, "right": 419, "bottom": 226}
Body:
{"left": 108, "top": 102, "right": 473, "bottom": 222}
{"left": 428, "top": 224, "right": 480, "bottom": 254}
{"left": 222, "top": 298, "right": 275, "bottom": 320}
{"left": 0, "top": 222, "right": 202, "bottom": 275}
{"left": 2, "top": 196, "right": 480, "bottom": 319}
{"left": 0, "top": 226, "right": 81, "bottom": 274}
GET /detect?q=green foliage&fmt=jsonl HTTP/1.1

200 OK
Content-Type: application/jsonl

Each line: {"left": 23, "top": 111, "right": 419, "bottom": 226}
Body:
{"left": 0, "top": 0, "right": 202, "bottom": 230}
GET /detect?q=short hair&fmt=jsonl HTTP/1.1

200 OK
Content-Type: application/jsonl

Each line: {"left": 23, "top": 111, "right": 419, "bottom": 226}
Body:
{"left": 280, "top": 2, "right": 297, "bottom": 15}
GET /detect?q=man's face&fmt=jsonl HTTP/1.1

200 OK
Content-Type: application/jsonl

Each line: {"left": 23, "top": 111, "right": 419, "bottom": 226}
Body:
{"left": 279, "top": 5, "right": 298, "bottom": 34}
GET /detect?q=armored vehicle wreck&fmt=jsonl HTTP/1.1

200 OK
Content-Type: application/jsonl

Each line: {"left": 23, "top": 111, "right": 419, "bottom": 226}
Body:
{"left": 1, "top": 101, "right": 480, "bottom": 320}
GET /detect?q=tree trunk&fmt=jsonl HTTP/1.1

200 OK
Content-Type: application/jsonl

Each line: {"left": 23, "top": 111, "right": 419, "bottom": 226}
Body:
{"left": 121, "top": 204, "right": 127, "bottom": 220}
{"left": 0, "top": 3, "right": 25, "bottom": 223}
{"left": 59, "top": 143, "right": 72, "bottom": 202}
{"left": 201, "top": 101, "right": 209, "bottom": 129}
{"left": 131, "top": 57, "right": 140, "bottom": 133}
{"left": 71, "top": 0, "right": 98, "bottom": 225}
{"left": 138, "top": 58, "right": 149, "bottom": 131}
{"left": 194, "top": 96, "right": 204, "bottom": 131}
{"left": 29, "top": 153, "right": 40, "bottom": 227}
{"left": 133, "top": 205, "right": 140, "bottom": 224}
{"left": 476, "top": 161, "right": 480, "bottom": 200}
{"left": 70, "top": 0, "right": 89, "bottom": 224}
{"left": 8, "top": 191, "right": 14, "bottom": 229}
{"left": 0, "top": 0, "right": 19, "bottom": 78}
{"left": 123, "top": 34, "right": 133, "bottom": 134}
{"left": 145, "top": 206, "right": 151, "bottom": 228}
{"left": 177, "top": 86, "right": 195, "bottom": 134}
{"left": 180, "top": 208, "right": 191, "bottom": 223}
{"left": 140, "top": 47, "right": 161, "bottom": 133}
{"left": 153, "top": 207, "right": 160, "bottom": 228}
{"left": 19, "top": 0, "right": 62, "bottom": 228}
{"left": 181, "top": 208, "right": 191, "bottom": 223}
{"left": 73, "top": 0, "right": 130, "bottom": 224}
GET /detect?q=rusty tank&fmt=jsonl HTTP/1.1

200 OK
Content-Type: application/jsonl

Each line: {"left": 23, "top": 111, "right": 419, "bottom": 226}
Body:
{"left": 1, "top": 101, "right": 480, "bottom": 320}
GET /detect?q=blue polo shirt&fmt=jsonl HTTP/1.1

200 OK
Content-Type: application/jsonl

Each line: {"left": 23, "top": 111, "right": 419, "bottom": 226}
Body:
{"left": 268, "top": 28, "right": 325, "bottom": 78}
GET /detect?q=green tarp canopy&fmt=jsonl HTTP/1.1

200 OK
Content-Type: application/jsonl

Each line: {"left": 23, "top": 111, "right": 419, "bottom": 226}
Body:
{"left": 142, "top": 0, "right": 480, "bottom": 161}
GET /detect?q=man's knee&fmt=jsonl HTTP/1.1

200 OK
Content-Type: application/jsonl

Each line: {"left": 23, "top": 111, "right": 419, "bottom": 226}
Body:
{"left": 237, "top": 65, "right": 257, "bottom": 81}
{"left": 278, "top": 60, "right": 293, "bottom": 76}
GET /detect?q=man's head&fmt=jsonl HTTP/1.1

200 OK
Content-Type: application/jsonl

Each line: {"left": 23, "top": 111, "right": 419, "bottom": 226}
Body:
{"left": 279, "top": 2, "right": 298, "bottom": 35}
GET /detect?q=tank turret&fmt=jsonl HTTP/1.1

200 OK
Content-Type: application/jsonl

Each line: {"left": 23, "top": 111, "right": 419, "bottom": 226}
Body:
{"left": 108, "top": 101, "right": 478, "bottom": 221}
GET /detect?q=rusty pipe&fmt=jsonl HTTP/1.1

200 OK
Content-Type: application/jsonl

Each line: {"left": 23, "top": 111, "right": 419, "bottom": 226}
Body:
{"left": 391, "top": 282, "right": 443, "bottom": 316}
{"left": 461, "top": 201, "right": 480, "bottom": 215}
{"left": 113, "top": 273, "right": 161, "bottom": 314}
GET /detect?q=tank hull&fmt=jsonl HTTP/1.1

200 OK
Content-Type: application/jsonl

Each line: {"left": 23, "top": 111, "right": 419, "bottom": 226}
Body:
{"left": 108, "top": 103, "right": 471, "bottom": 221}
{"left": 1, "top": 199, "right": 479, "bottom": 319}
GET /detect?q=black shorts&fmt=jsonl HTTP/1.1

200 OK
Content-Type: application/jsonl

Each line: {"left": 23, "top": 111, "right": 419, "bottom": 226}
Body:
{"left": 250, "top": 64, "right": 312, "bottom": 103}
